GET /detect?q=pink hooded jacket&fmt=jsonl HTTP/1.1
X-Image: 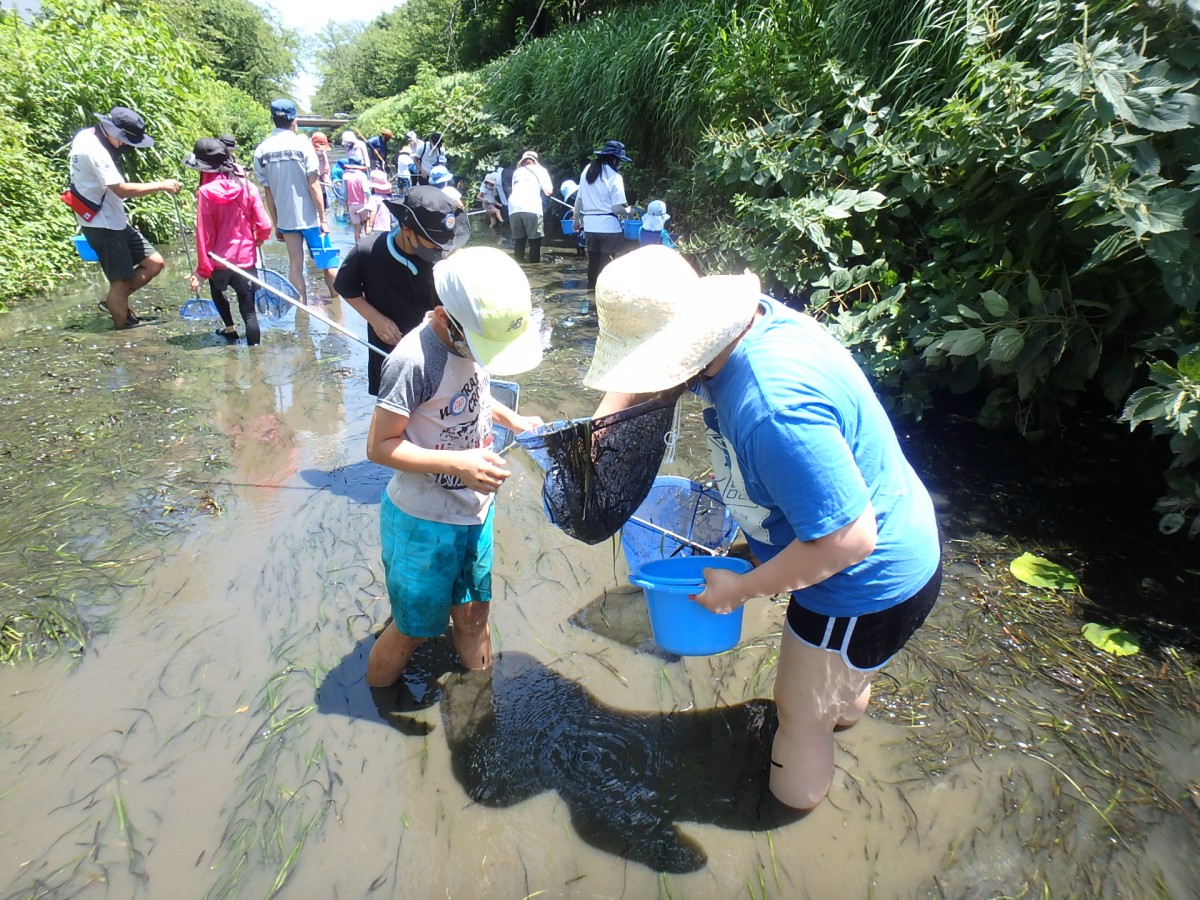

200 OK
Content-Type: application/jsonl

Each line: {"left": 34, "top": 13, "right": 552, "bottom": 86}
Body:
{"left": 194, "top": 173, "right": 273, "bottom": 279}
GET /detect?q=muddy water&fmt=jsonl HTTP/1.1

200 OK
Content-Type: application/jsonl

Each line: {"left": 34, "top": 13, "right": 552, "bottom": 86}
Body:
{"left": 0, "top": 225, "right": 1197, "bottom": 899}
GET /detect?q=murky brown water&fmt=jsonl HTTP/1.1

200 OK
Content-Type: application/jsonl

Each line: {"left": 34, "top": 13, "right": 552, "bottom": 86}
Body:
{"left": 0, "top": 224, "right": 1197, "bottom": 898}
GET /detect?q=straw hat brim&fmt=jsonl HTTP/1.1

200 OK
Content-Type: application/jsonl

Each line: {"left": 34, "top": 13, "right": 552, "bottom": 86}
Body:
{"left": 583, "top": 272, "right": 760, "bottom": 393}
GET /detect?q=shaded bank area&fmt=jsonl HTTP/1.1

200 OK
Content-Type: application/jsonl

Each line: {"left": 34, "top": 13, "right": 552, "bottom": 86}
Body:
{"left": 0, "top": 228, "right": 1196, "bottom": 897}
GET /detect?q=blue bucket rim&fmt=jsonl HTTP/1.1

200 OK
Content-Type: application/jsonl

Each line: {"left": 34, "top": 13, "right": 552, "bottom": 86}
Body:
{"left": 630, "top": 555, "right": 751, "bottom": 589}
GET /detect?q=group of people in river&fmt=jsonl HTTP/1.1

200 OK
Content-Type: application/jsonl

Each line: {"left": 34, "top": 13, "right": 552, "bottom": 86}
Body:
{"left": 66, "top": 101, "right": 942, "bottom": 817}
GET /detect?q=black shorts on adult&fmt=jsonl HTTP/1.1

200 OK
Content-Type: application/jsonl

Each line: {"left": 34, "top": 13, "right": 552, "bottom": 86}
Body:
{"left": 785, "top": 562, "right": 943, "bottom": 671}
{"left": 585, "top": 230, "right": 624, "bottom": 257}
{"left": 82, "top": 225, "right": 156, "bottom": 282}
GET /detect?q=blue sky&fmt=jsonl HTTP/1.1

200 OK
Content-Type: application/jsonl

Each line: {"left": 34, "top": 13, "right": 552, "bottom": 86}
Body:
{"left": 254, "top": 0, "right": 403, "bottom": 104}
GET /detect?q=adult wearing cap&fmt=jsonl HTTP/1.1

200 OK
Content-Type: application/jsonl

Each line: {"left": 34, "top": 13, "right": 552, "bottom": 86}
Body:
{"left": 184, "top": 138, "right": 273, "bottom": 346}
{"left": 586, "top": 246, "right": 942, "bottom": 813}
{"left": 333, "top": 185, "right": 471, "bottom": 395}
{"left": 253, "top": 99, "right": 339, "bottom": 306}
{"left": 68, "top": 105, "right": 182, "bottom": 329}
{"left": 364, "top": 246, "right": 544, "bottom": 689}
{"left": 507, "top": 150, "right": 553, "bottom": 264}
{"left": 365, "top": 129, "right": 393, "bottom": 172}
{"left": 573, "top": 139, "right": 633, "bottom": 290}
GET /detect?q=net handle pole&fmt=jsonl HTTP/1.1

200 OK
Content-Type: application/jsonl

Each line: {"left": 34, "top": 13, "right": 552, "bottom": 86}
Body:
{"left": 627, "top": 515, "right": 724, "bottom": 556}
{"left": 207, "top": 252, "right": 388, "bottom": 358}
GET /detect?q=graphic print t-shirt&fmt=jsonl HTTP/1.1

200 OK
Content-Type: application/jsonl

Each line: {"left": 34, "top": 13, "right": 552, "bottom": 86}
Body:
{"left": 375, "top": 319, "right": 494, "bottom": 525}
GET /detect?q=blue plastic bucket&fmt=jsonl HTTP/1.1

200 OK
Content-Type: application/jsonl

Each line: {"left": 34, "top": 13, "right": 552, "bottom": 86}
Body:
{"left": 312, "top": 247, "right": 340, "bottom": 269}
{"left": 562, "top": 215, "right": 574, "bottom": 236}
{"left": 72, "top": 233, "right": 98, "bottom": 262}
{"left": 630, "top": 556, "right": 752, "bottom": 655}
{"left": 623, "top": 218, "right": 642, "bottom": 240}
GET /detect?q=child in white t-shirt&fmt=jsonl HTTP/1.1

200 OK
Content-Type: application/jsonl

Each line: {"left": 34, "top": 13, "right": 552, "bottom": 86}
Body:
{"left": 366, "top": 168, "right": 394, "bottom": 234}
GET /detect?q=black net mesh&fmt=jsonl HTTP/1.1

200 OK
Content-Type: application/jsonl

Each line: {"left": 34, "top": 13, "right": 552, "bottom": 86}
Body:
{"left": 517, "top": 395, "right": 677, "bottom": 544}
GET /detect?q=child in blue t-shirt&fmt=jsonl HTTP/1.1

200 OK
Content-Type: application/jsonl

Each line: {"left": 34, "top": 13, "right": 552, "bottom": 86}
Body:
{"left": 637, "top": 200, "right": 676, "bottom": 248}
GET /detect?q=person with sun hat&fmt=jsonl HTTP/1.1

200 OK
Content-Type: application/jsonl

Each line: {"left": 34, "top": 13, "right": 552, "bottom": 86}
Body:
{"left": 586, "top": 244, "right": 943, "bottom": 813}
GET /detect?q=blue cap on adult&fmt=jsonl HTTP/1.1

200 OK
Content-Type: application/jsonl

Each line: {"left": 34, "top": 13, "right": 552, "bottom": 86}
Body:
{"left": 270, "top": 99, "right": 297, "bottom": 125}
{"left": 593, "top": 140, "right": 631, "bottom": 163}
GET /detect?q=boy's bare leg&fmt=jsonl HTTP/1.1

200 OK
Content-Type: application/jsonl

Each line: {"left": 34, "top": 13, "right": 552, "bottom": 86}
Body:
{"left": 366, "top": 622, "right": 425, "bottom": 687}
{"left": 449, "top": 601, "right": 492, "bottom": 671}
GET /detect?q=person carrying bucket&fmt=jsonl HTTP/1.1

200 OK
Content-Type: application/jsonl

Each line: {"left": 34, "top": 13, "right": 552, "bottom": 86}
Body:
{"left": 66, "top": 105, "right": 182, "bottom": 329}
{"left": 183, "top": 138, "right": 273, "bottom": 346}
{"left": 363, "top": 247, "right": 544, "bottom": 689}
{"left": 252, "top": 100, "right": 340, "bottom": 306}
{"left": 585, "top": 245, "right": 943, "bottom": 813}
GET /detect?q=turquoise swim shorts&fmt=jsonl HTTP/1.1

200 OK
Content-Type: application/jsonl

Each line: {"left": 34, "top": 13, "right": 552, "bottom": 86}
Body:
{"left": 380, "top": 493, "right": 493, "bottom": 638}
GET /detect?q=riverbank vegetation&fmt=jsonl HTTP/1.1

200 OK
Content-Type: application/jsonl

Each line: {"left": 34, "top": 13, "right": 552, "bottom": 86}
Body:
{"left": 0, "top": 0, "right": 294, "bottom": 298}
{"left": 341, "top": 0, "right": 1200, "bottom": 540}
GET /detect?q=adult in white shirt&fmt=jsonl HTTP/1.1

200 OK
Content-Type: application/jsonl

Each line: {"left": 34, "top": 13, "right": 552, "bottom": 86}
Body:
{"left": 254, "top": 100, "right": 339, "bottom": 305}
{"left": 507, "top": 150, "right": 553, "bottom": 263}
{"left": 68, "top": 106, "right": 182, "bottom": 329}
{"left": 573, "top": 140, "right": 633, "bottom": 290}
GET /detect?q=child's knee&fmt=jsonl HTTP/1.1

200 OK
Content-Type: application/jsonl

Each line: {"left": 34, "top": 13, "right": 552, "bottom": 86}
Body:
{"left": 769, "top": 729, "right": 835, "bottom": 812}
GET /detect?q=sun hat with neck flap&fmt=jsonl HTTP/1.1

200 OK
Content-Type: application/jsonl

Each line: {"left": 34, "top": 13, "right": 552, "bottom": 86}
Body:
{"left": 583, "top": 245, "right": 760, "bottom": 393}
{"left": 434, "top": 247, "right": 543, "bottom": 376}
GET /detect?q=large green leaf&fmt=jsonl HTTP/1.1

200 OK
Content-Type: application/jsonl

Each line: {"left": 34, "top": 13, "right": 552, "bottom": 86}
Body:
{"left": 1009, "top": 552, "right": 1080, "bottom": 591}
{"left": 1081, "top": 623, "right": 1140, "bottom": 656}
{"left": 945, "top": 327, "right": 986, "bottom": 357}
{"left": 988, "top": 327, "right": 1025, "bottom": 364}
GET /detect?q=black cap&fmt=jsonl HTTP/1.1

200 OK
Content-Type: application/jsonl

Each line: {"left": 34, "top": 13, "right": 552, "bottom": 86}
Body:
{"left": 94, "top": 106, "right": 154, "bottom": 148}
{"left": 593, "top": 139, "right": 631, "bottom": 163}
{"left": 385, "top": 185, "right": 469, "bottom": 251}
{"left": 183, "top": 138, "right": 232, "bottom": 173}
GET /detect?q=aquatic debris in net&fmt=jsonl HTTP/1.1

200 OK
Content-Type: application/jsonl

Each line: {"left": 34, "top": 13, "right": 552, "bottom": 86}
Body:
{"left": 516, "top": 394, "right": 677, "bottom": 544}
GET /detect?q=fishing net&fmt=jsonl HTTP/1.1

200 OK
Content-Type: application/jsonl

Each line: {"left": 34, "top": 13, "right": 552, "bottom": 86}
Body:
{"left": 255, "top": 267, "right": 300, "bottom": 320}
{"left": 620, "top": 476, "right": 739, "bottom": 571}
{"left": 179, "top": 297, "right": 220, "bottom": 320}
{"left": 516, "top": 394, "right": 678, "bottom": 544}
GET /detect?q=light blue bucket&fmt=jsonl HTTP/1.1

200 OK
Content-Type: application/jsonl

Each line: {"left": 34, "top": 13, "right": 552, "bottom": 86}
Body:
{"left": 72, "top": 233, "right": 98, "bottom": 262}
{"left": 630, "top": 556, "right": 752, "bottom": 655}
{"left": 623, "top": 218, "right": 642, "bottom": 240}
{"left": 562, "top": 215, "right": 574, "bottom": 236}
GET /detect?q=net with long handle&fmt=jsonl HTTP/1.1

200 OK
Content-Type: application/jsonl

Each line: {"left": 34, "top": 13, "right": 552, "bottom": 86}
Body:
{"left": 515, "top": 394, "right": 678, "bottom": 544}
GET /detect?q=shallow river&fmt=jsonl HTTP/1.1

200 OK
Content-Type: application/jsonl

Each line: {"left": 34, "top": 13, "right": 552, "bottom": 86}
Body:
{"left": 0, "top": 222, "right": 1197, "bottom": 899}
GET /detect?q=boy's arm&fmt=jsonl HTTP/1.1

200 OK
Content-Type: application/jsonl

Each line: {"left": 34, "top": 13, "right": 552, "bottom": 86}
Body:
{"left": 367, "top": 406, "right": 511, "bottom": 493}
{"left": 490, "top": 400, "right": 542, "bottom": 436}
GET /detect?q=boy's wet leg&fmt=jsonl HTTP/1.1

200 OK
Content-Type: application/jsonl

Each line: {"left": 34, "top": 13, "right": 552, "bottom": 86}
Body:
{"left": 449, "top": 600, "right": 492, "bottom": 671}
{"left": 366, "top": 621, "right": 425, "bottom": 687}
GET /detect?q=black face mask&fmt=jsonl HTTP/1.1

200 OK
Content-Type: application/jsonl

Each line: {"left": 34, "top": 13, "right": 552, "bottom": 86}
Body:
{"left": 408, "top": 240, "right": 447, "bottom": 264}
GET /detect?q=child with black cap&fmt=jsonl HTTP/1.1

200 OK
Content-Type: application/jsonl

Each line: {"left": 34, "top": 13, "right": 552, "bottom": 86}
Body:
{"left": 184, "top": 138, "right": 273, "bottom": 345}
{"left": 334, "top": 185, "right": 471, "bottom": 394}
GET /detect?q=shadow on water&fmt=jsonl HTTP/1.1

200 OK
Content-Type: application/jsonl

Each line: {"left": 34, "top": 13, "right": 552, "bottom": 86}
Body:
{"left": 317, "top": 636, "right": 802, "bottom": 874}
{"left": 297, "top": 460, "right": 389, "bottom": 505}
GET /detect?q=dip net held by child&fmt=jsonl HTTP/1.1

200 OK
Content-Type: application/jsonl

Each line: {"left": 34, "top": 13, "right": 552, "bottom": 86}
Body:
{"left": 515, "top": 394, "right": 679, "bottom": 544}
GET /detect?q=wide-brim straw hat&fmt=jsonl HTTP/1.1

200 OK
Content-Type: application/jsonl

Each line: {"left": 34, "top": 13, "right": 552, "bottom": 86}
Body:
{"left": 583, "top": 245, "right": 760, "bottom": 393}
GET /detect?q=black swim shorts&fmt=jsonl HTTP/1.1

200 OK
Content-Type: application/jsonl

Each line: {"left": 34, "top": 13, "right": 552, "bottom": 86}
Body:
{"left": 785, "top": 562, "right": 943, "bottom": 671}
